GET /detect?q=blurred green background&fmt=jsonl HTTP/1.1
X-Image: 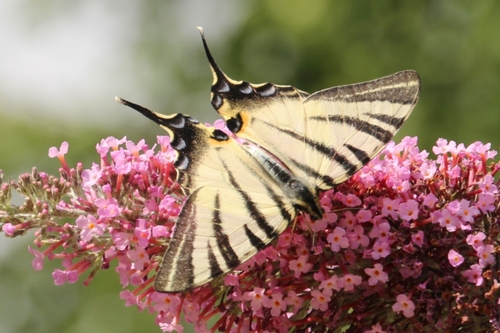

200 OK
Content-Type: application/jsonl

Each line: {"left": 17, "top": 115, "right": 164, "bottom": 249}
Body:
{"left": 1, "top": 1, "right": 499, "bottom": 332}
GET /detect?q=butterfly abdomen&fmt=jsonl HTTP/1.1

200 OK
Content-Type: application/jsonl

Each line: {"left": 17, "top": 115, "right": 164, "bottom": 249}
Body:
{"left": 241, "top": 140, "right": 323, "bottom": 221}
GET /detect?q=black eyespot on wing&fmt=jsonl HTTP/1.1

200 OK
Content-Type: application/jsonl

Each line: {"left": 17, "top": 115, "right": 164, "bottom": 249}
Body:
{"left": 226, "top": 113, "right": 243, "bottom": 133}
{"left": 212, "top": 129, "right": 229, "bottom": 141}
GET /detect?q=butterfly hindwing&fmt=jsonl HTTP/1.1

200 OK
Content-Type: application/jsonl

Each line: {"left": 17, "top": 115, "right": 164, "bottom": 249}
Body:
{"left": 116, "top": 98, "right": 296, "bottom": 292}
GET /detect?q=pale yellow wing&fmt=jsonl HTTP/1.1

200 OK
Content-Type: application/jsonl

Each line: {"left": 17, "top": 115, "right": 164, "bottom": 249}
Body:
{"left": 199, "top": 30, "right": 420, "bottom": 191}
{"left": 116, "top": 98, "right": 296, "bottom": 293}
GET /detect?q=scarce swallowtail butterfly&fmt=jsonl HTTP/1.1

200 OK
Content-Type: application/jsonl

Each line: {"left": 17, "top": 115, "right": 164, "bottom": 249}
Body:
{"left": 116, "top": 27, "right": 420, "bottom": 293}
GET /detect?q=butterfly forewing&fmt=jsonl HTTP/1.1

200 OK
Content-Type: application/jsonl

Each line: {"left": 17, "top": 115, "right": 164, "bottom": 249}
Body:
{"left": 202, "top": 34, "right": 420, "bottom": 192}
{"left": 302, "top": 70, "right": 420, "bottom": 189}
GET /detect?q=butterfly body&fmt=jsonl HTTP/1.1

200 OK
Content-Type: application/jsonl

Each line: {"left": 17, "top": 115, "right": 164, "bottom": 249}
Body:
{"left": 117, "top": 28, "right": 420, "bottom": 293}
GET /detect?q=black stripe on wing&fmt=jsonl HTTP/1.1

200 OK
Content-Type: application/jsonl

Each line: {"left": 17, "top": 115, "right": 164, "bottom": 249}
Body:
{"left": 260, "top": 120, "right": 359, "bottom": 174}
{"left": 310, "top": 71, "right": 421, "bottom": 105}
{"left": 224, "top": 165, "right": 279, "bottom": 241}
{"left": 212, "top": 194, "right": 241, "bottom": 270}
{"left": 309, "top": 115, "right": 401, "bottom": 143}
{"left": 153, "top": 190, "right": 199, "bottom": 292}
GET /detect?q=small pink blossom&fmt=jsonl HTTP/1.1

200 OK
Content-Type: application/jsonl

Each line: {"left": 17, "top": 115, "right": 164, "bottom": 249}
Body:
{"left": 127, "top": 246, "right": 149, "bottom": 271}
{"left": 463, "top": 264, "right": 484, "bottom": 286}
{"left": 28, "top": 246, "right": 45, "bottom": 271}
{"left": 289, "top": 255, "right": 312, "bottom": 278}
{"left": 310, "top": 289, "right": 331, "bottom": 311}
{"left": 342, "top": 193, "right": 362, "bottom": 207}
{"left": 398, "top": 200, "right": 419, "bottom": 221}
{"left": 477, "top": 193, "right": 496, "bottom": 213}
{"left": 266, "top": 293, "right": 287, "bottom": 317}
{"left": 327, "top": 227, "right": 350, "bottom": 252}
{"left": 244, "top": 288, "right": 268, "bottom": 312}
{"left": 356, "top": 209, "right": 372, "bottom": 223}
{"left": 347, "top": 225, "right": 369, "bottom": 249}
{"left": 320, "top": 275, "right": 344, "bottom": 294}
{"left": 422, "top": 193, "right": 438, "bottom": 208}
{"left": 411, "top": 230, "right": 424, "bottom": 247}
{"left": 392, "top": 294, "right": 415, "bottom": 318}
{"left": 284, "top": 291, "right": 303, "bottom": 313}
{"left": 466, "top": 232, "right": 486, "bottom": 250}
{"left": 76, "top": 215, "right": 104, "bottom": 243}
{"left": 48, "top": 141, "right": 69, "bottom": 158}
{"left": 343, "top": 274, "right": 362, "bottom": 291}
{"left": 371, "top": 241, "right": 391, "bottom": 259}
{"left": 151, "top": 292, "right": 181, "bottom": 313}
{"left": 369, "top": 221, "right": 391, "bottom": 240}
{"left": 365, "top": 323, "right": 386, "bottom": 333}
{"left": 381, "top": 198, "right": 399, "bottom": 219}
{"left": 339, "top": 211, "right": 357, "bottom": 230}
{"left": 438, "top": 209, "right": 460, "bottom": 232}
{"left": 477, "top": 244, "right": 495, "bottom": 267}
{"left": 365, "top": 263, "right": 389, "bottom": 285}
{"left": 448, "top": 249, "right": 464, "bottom": 267}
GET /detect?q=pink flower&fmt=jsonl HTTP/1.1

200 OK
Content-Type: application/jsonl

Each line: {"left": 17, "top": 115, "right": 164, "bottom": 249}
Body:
{"left": 371, "top": 241, "right": 391, "bottom": 259}
{"left": 463, "top": 264, "right": 484, "bottom": 286}
{"left": 95, "top": 198, "right": 121, "bottom": 218}
{"left": 266, "top": 293, "right": 287, "bottom": 317}
{"left": 48, "top": 141, "right": 69, "bottom": 158}
{"left": 244, "top": 288, "right": 268, "bottom": 312}
{"left": 356, "top": 209, "right": 372, "bottom": 223}
{"left": 76, "top": 215, "right": 104, "bottom": 243}
{"left": 343, "top": 274, "right": 362, "bottom": 291}
{"left": 342, "top": 193, "right": 362, "bottom": 207}
{"left": 438, "top": 209, "right": 460, "bottom": 232}
{"left": 365, "top": 263, "right": 389, "bottom": 285}
{"left": 327, "top": 227, "right": 349, "bottom": 252}
{"left": 347, "top": 225, "right": 369, "bottom": 249}
{"left": 310, "top": 289, "right": 331, "bottom": 311}
{"left": 448, "top": 249, "right": 464, "bottom": 267}
{"left": 381, "top": 198, "right": 399, "bottom": 219}
{"left": 126, "top": 246, "right": 149, "bottom": 271}
{"left": 151, "top": 292, "right": 181, "bottom": 313}
{"left": 392, "top": 294, "right": 415, "bottom": 318}
{"left": 411, "top": 230, "right": 424, "bottom": 247}
{"left": 369, "top": 221, "right": 391, "bottom": 240}
{"left": 48, "top": 141, "right": 70, "bottom": 172}
{"left": 289, "top": 255, "right": 312, "bottom": 278}
{"left": 284, "top": 290, "right": 303, "bottom": 313}
{"left": 320, "top": 275, "right": 344, "bottom": 294}
{"left": 456, "top": 199, "right": 479, "bottom": 223}
{"left": 365, "top": 323, "right": 386, "bottom": 333}
{"left": 422, "top": 193, "right": 438, "bottom": 208}
{"left": 339, "top": 211, "right": 357, "bottom": 230}
{"left": 466, "top": 232, "right": 486, "bottom": 250}
{"left": 477, "top": 193, "right": 496, "bottom": 213}
{"left": 28, "top": 246, "right": 45, "bottom": 271}
{"left": 398, "top": 200, "right": 419, "bottom": 221}
{"left": 477, "top": 244, "right": 495, "bottom": 267}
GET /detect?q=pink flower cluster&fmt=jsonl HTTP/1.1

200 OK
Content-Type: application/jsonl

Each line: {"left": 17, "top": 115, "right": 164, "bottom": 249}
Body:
{"left": 1, "top": 135, "right": 499, "bottom": 332}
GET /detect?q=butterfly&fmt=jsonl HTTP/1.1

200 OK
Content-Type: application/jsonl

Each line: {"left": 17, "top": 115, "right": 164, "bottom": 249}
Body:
{"left": 116, "top": 27, "right": 420, "bottom": 293}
